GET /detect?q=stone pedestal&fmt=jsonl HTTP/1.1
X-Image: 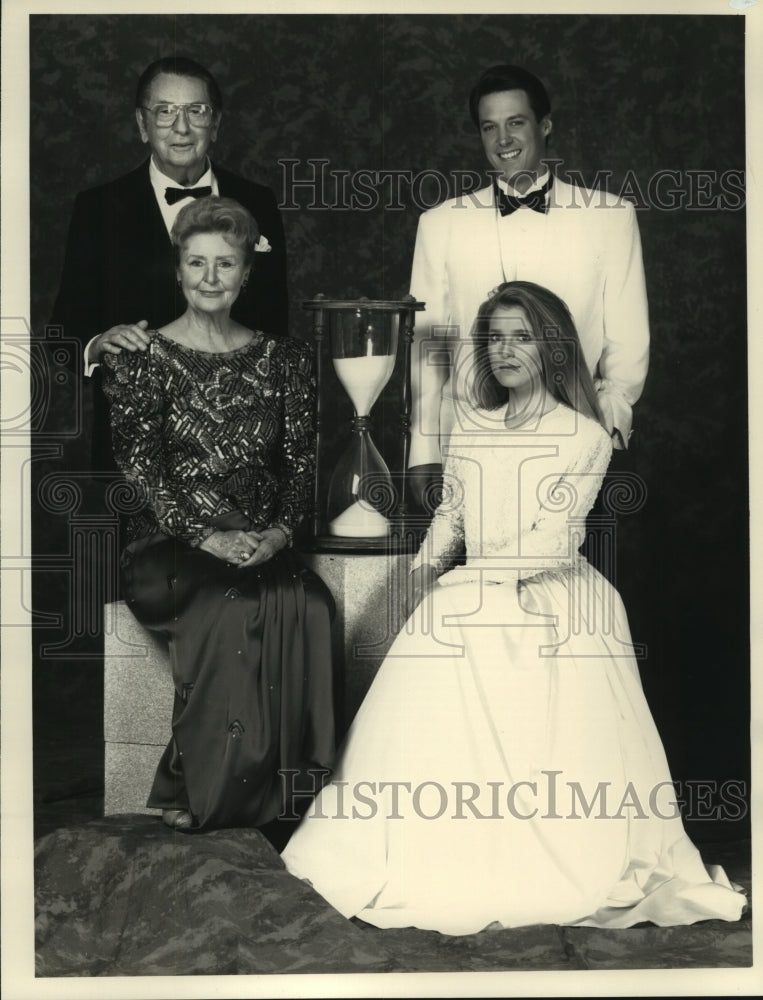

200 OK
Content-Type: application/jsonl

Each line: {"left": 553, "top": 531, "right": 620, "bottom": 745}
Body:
{"left": 103, "top": 550, "right": 412, "bottom": 815}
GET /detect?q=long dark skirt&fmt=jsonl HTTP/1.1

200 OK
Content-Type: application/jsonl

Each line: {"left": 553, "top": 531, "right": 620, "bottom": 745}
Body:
{"left": 121, "top": 535, "right": 336, "bottom": 831}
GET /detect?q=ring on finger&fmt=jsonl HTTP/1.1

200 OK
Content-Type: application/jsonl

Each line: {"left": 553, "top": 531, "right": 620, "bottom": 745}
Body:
{"left": 239, "top": 549, "right": 249, "bottom": 561}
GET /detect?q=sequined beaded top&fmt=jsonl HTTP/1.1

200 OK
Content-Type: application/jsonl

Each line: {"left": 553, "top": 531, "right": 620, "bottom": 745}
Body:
{"left": 102, "top": 331, "right": 315, "bottom": 546}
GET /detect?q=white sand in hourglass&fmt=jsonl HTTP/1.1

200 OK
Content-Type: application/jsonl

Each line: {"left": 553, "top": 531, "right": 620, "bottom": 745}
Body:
{"left": 329, "top": 499, "right": 389, "bottom": 537}
{"left": 332, "top": 353, "right": 396, "bottom": 415}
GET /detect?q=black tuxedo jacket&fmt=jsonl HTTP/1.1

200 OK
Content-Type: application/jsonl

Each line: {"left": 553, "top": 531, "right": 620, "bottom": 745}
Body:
{"left": 51, "top": 160, "right": 289, "bottom": 469}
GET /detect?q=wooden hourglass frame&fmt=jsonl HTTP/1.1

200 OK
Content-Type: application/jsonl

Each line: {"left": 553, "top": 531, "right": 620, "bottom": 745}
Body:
{"left": 303, "top": 295, "right": 424, "bottom": 551}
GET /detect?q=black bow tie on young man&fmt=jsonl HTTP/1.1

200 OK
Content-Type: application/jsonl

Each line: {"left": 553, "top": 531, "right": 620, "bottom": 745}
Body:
{"left": 164, "top": 185, "right": 213, "bottom": 205}
{"left": 495, "top": 175, "right": 554, "bottom": 216}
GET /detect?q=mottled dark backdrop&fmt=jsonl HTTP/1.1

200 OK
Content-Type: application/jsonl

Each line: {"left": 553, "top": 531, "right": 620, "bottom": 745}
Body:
{"left": 29, "top": 14, "right": 748, "bottom": 816}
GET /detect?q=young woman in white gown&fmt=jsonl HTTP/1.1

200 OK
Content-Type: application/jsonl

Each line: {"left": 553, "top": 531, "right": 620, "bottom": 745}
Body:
{"left": 282, "top": 281, "right": 745, "bottom": 935}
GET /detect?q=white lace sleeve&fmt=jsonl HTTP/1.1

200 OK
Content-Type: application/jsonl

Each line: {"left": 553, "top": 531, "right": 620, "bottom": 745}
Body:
{"left": 410, "top": 453, "right": 466, "bottom": 576}
{"left": 518, "top": 423, "right": 613, "bottom": 578}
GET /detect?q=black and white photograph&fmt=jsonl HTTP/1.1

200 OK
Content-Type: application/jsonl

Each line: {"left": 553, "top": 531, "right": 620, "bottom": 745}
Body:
{"left": 1, "top": 0, "right": 760, "bottom": 996}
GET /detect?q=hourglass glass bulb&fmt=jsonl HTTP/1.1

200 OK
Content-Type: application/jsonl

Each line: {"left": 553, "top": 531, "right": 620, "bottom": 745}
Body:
{"left": 333, "top": 347, "right": 396, "bottom": 417}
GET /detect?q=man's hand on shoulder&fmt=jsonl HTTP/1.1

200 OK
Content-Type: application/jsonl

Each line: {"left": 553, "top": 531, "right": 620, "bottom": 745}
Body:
{"left": 93, "top": 320, "right": 153, "bottom": 361}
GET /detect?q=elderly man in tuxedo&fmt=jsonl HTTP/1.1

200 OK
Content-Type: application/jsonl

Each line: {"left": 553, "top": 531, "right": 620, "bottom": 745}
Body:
{"left": 52, "top": 55, "right": 288, "bottom": 471}
{"left": 408, "top": 64, "right": 649, "bottom": 507}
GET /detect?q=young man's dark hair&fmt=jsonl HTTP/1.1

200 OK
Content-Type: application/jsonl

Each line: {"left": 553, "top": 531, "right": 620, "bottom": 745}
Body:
{"left": 468, "top": 64, "right": 551, "bottom": 127}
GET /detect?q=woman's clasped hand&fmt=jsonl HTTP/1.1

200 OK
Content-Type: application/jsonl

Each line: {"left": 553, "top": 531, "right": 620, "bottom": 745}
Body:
{"left": 199, "top": 526, "right": 288, "bottom": 567}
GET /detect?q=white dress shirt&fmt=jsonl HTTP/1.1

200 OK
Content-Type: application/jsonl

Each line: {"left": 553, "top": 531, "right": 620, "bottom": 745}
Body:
{"left": 148, "top": 156, "right": 219, "bottom": 236}
{"left": 496, "top": 167, "right": 551, "bottom": 198}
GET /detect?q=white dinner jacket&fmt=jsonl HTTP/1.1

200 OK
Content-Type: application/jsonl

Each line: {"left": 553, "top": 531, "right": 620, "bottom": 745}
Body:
{"left": 408, "top": 178, "right": 650, "bottom": 463}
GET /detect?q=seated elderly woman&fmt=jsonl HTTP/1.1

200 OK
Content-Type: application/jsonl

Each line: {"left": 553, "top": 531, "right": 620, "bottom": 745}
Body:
{"left": 102, "top": 196, "right": 335, "bottom": 833}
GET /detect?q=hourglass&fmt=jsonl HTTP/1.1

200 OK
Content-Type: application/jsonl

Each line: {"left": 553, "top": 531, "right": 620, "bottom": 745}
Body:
{"left": 303, "top": 296, "right": 425, "bottom": 549}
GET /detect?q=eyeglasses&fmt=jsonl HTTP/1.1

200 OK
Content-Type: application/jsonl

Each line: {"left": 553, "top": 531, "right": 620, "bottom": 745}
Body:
{"left": 140, "top": 103, "right": 216, "bottom": 127}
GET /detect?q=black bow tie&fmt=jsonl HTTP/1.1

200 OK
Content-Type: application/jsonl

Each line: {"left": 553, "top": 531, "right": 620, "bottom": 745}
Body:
{"left": 164, "top": 185, "right": 212, "bottom": 205}
{"left": 495, "top": 176, "right": 553, "bottom": 217}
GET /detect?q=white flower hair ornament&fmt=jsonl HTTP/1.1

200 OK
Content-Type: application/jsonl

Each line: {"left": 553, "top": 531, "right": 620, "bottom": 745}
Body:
{"left": 254, "top": 235, "right": 272, "bottom": 253}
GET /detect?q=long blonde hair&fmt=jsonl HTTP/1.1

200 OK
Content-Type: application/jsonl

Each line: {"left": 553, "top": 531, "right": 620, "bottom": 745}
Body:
{"left": 471, "top": 281, "right": 605, "bottom": 427}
